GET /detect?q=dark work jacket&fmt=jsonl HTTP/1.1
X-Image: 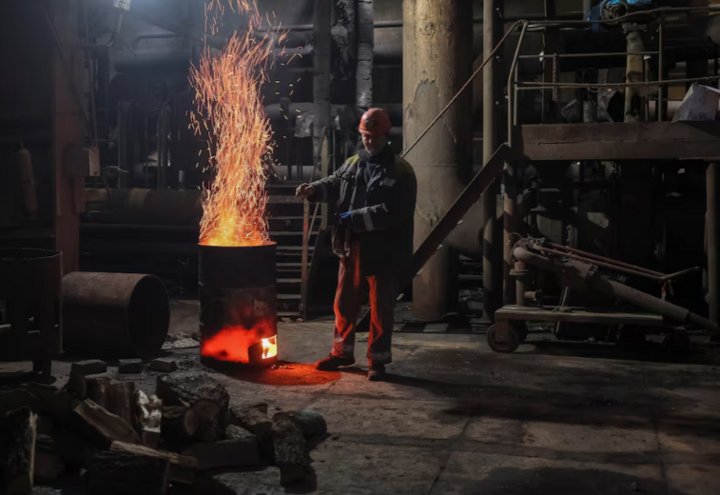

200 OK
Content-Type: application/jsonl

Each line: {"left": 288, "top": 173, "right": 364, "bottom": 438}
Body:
{"left": 308, "top": 152, "right": 417, "bottom": 275}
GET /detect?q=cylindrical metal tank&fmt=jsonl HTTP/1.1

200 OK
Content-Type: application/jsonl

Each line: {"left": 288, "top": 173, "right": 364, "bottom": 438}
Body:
{"left": 62, "top": 272, "right": 170, "bottom": 358}
{"left": 0, "top": 249, "right": 62, "bottom": 372}
{"left": 199, "top": 244, "right": 278, "bottom": 368}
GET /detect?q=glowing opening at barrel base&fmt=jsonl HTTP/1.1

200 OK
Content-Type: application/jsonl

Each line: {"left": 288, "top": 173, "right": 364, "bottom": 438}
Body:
{"left": 262, "top": 335, "right": 278, "bottom": 359}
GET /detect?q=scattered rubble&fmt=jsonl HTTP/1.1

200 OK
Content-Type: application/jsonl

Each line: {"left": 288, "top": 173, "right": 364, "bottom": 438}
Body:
{"left": 0, "top": 368, "right": 327, "bottom": 492}
{"left": 0, "top": 406, "right": 37, "bottom": 494}
{"left": 71, "top": 360, "right": 108, "bottom": 376}
{"left": 277, "top": 409, "right": 328, "bottom": 438}
{"left": 150, "top": 358, "right": 178, "bottom": 373}
{"left": 118, "top": 359, "right": 143, "bottom": 374}
{"left": 86, "top": 450, "right": 169, "bottom": 495}
{"left": 272, "top": 413, "right": 314, "bottom": 486}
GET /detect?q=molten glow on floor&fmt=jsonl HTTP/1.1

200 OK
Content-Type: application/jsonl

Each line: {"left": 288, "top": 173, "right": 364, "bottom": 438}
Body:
{"left": 201, "top": 324, "right": 276, "bottom": 364}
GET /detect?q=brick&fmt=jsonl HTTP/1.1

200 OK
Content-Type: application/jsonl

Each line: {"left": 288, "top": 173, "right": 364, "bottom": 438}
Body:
{"left": 71, "top": 360, "right": 107, "bottom": 376}
{"left": 149, "top": 358, "right": 177, "bottom": 373}
{"left": 118, "top": 359, "right": 143, "bottom": 374}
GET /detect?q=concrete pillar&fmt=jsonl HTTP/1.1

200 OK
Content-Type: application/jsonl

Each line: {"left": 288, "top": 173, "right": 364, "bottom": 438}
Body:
{"left": 482, "top": 0, "right": 504, "bottom": 320}
{"left": 404, "top": 0, "right": 473, "bottom": 321}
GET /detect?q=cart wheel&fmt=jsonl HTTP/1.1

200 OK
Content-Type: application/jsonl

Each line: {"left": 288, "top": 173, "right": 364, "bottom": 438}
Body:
{"left": 514, "top": 322, "right": 529, "bottom": 343}
{"left": 488, "top": 324, "right": 520, "bottom": 353}
{"left": 662, "top": 330, "right": 690, "bottom": 352}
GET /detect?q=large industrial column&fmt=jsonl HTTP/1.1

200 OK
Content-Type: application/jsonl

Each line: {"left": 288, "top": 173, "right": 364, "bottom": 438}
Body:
{"left": 483, "top": 0, "right": 504, "bottom": 320}
{"left": 708, "top": 163, "right": 720, "bottom": 327}
{"left": 404, "top": 0, "right": 473, "bottom": 321}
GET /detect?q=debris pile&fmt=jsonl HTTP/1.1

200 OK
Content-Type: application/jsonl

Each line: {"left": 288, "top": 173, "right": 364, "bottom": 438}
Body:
{"left": 0, "top": 364, "right": 326, "bottom": 494}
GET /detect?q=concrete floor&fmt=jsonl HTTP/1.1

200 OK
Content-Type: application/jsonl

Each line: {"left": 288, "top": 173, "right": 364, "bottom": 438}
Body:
{"left": 3, "top": 300, "right": 720, "bottom": 495}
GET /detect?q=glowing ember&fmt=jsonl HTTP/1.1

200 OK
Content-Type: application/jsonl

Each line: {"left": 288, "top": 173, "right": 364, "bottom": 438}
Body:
{"left": 201, "top": 323, "right": 275, "bottom": 364}
{"left": 262, "top": 336, "right": 278, "bottom": 359}
{"left": 190, "top": 0, "right": 277, "bottom": 247}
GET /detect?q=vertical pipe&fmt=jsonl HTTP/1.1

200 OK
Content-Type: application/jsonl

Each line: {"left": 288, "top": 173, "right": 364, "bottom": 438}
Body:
{"left": 356, "top": 0, "right": 374, "bottom": 110}
{"left": 707, "top": 163, "right": 719, "bottom": 325}
{"left": 404, "top": 0, "right": 473, "bottom": 321}
{"left": 624, "top": 28, "right": 645, "bottom": 122}
{"left": 582, "top": 0, "right": 591, "bottom": 20}
{"left": 314, "top": 0, "right": 332, "bottom": 231}
{"left": 301, "top": 199, "right": 310, "bottom": 318}
{"left": 483, "top": 0, "right": 504, "bottom": 321}
{"left": 514, "top": 261, "right": 526, "bottom": 307}
{"left": 503, "top": 22, "right": 527, "bottom": 306}
{"left": 658, "top": 17, "right": 665, "bottom": 121}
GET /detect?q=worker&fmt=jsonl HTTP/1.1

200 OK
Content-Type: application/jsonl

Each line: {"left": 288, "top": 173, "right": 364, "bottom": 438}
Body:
{"left": 296, "top": 108, "right": 417, "bottom": 381}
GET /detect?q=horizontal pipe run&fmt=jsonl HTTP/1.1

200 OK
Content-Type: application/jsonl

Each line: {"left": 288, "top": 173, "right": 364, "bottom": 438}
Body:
{"left": 546, "top": 242, "right": 665, "bottom": 276}
{"left": 517, "top": 75, "right": 720, "bottom": 90}
{"left": 257, "top": 12, "right": 585, "bottom": 32}
{"left": 544, "top": 243, "right": 701, "bottom": 282}
{"left": 518, "top": 51, "right": 659, "bottom": 59}
{"left": 534, "top": 245, "right": 700, "bottom": 282}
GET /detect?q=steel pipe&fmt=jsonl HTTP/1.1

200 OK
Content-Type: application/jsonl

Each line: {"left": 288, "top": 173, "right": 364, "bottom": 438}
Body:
{"left": 482, "top": 0, "right": 506, "bottom": 321}
{"left": 63, "top": 272, "right": 170, "bottom": 358}
{"left": 514, "top": 246, "right": 718, "bottom": 332}
{"left": 708, "top": 163, "right": 720, "bottom": 325}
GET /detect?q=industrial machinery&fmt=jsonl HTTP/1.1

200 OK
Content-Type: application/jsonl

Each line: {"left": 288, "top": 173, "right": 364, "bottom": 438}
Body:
{"left": 486, "top": 237, "right": 709, "bottom": 353}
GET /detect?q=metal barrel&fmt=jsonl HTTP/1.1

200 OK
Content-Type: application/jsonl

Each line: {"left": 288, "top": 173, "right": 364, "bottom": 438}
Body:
{"left": 62, "top": 272, "right": 170, "bottom": 358}
{"left": 199, "top": 243, "right": 277, "bottom": 367}
{"left": 0, "top": 248, "right": 62, "bottom": 361}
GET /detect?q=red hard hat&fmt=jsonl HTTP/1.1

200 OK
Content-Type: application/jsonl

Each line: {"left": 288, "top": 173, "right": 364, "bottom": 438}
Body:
{"left": 359, "top": 108, "right": 392, "bottom": 137}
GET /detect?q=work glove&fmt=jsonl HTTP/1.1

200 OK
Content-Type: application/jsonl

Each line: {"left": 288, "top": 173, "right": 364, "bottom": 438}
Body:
{"left": 338, "top": 211, "right": 352, "bottom": 224}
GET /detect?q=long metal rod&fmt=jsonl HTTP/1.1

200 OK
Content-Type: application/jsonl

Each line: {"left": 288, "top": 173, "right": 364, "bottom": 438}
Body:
{"left": 518, "top": 75, "right": 720, "bottom": 89}
{"left": 535, "top": 245, "right": 699, "bottom": 282}
{"left": 708, "top": 163, "right": 720, "bottom": 325}
{"left": 402, "top": 20, "right": 523, "bottom": 159}
{"left": 507, "top": 22, "right": 529, "bottom": 147}
{"left": 658, "top": 16, "right": 665, "bottom": 122}
{"left": 518, "top": 51, "right": 659, "bottom": 59}
{"left": 504, "top": 22, "right": 528, "bottom": 306}
{"left": 545, "top": 242, "right": 665, "bottom": 276}
{"left": 514, "top": 246, "right": 718, "bottom": 332}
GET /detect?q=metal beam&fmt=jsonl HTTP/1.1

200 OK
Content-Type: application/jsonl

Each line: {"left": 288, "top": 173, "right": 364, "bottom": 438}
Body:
{"left": 482, "top": 0, "right": 504, "bottom": 321}
{"left": 514, "top": 122, "right": 720, "bottom": 161}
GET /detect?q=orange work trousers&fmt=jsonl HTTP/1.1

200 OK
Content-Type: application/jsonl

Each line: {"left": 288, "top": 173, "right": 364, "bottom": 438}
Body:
{"left": 330, "top": 243, "right": 397, "bottom": 365}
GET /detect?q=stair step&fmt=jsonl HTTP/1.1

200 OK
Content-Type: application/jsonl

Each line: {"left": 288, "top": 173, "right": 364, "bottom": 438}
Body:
{"left": 278, "top": 311, "right": 302, "bottom": 319}
{"left": 277, "top": 246, "right": 315, "bottom": 252}
{"left": 277, "top": 294, "right": 301, "bottom": 300}
{"left": 278, "top": 278, "right": 302, "bottom": 284}
{"left": 269, "top": 231, "right": 319, "bottom": 236}
{"left": 268, "top": 196, "right": 304, "bottom": 204}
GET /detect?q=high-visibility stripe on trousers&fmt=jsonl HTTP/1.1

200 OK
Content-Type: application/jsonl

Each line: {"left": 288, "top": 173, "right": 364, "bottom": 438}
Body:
{"left": 330, "top": 243, "right": 397, "bottom": 366}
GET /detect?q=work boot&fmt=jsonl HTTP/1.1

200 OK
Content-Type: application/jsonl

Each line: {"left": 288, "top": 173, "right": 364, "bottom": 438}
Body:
{"left": 367, "top": 364, "right": 386, "bottom": 381}
{"left": 315, "top": 354, "right": 354, "bottom": 371}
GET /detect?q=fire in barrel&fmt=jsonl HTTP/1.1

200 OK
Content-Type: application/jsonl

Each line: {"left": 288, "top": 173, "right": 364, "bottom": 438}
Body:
{"left": 199, "top": 244, "right": 278, "bottom": 367}
{"left": 191, "top": 1, "right": 280, "bottom": 367}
